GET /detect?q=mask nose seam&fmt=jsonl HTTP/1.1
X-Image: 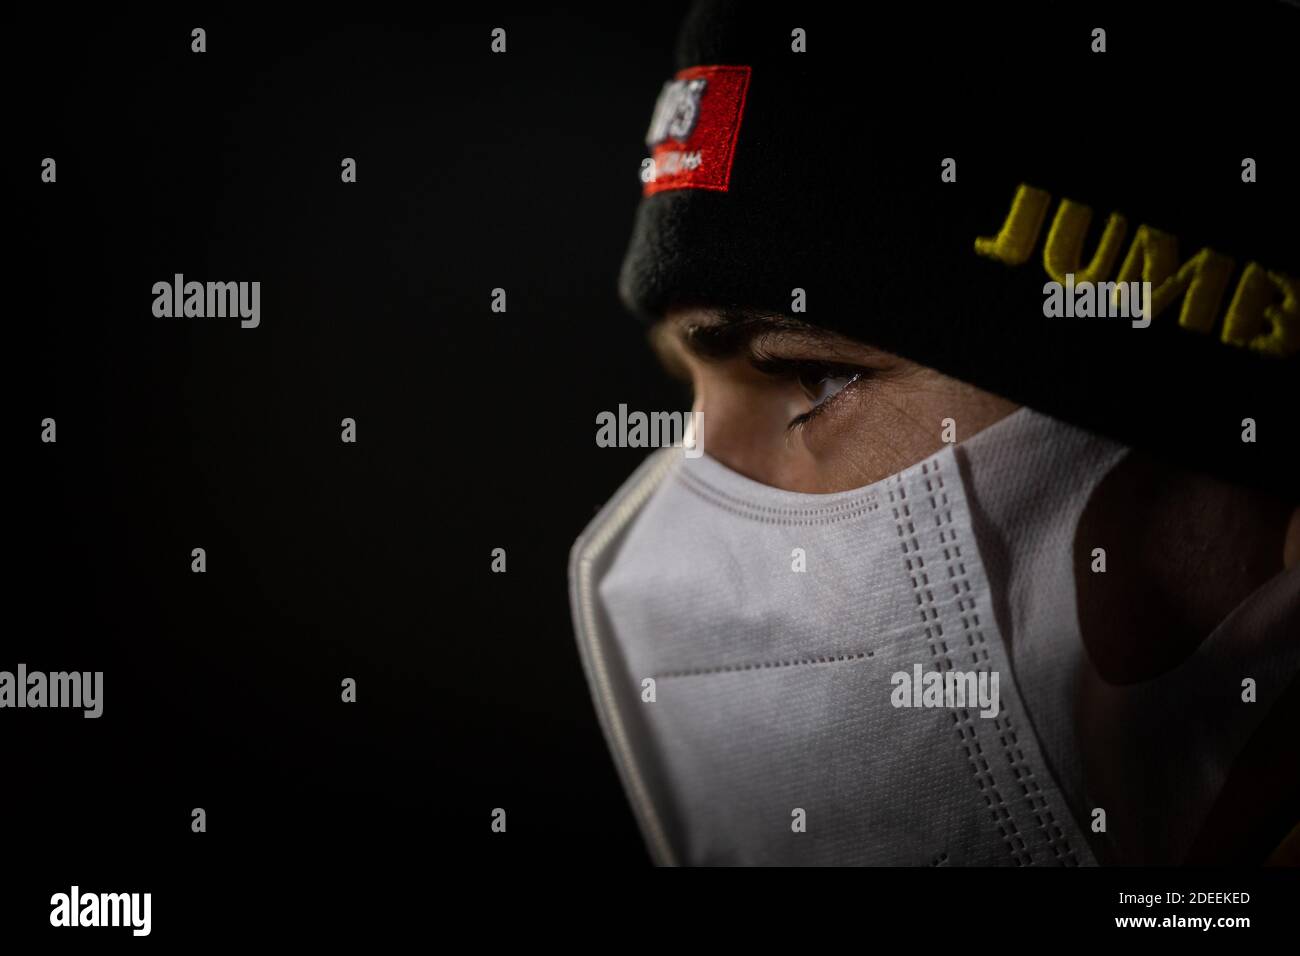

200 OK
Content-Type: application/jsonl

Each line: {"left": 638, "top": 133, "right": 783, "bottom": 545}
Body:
{"left": 677, "top": 468, "right": 882, "bottom": 525}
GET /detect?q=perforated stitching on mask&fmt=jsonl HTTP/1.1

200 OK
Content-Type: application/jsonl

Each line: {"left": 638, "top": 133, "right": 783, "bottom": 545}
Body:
{"left": 892, "top": 462, "right": 1033, "bottom": 867}
{"left": 949, "top": 715, "right": 1029, "bottom": 864}
{"left": 654, "top": 649, "right": 875, "bottom": 680}
{"left": 924, "top": 460, "right": 1079, "bottom": 866}
{"left": 676, "top": 468, "right": 881, "bottom": 525}
{"left": 994, "top": 715, "right": 1081, "bottom": 866}
{"left": 929, "top": 464, "right": 1079, "bottom": 865}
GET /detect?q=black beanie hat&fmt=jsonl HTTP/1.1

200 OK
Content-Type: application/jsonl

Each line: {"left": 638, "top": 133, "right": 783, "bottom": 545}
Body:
{"left": 618, "top": 0, "right": 1298, "bottom": 499}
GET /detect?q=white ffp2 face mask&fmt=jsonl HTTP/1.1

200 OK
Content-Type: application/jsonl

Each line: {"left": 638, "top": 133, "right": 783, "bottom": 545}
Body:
{"left": 570, "top": 409, "right": 1109, "bottom": 866}
{"left": 569, "top": 407, "right": 1297, "bottom": 865}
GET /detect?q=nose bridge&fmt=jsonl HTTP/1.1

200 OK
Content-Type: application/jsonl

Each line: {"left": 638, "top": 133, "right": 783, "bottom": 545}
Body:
{"left": 692, "top": 375, "right": 791, "bottom": 486}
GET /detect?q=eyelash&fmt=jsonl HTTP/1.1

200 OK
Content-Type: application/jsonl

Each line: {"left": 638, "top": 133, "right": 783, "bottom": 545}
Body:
{"left": 749, "top": 356, "right": 867, "bottom": 430}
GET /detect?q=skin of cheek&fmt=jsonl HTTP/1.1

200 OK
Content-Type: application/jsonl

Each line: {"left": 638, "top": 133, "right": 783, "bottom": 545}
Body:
{"left": 794, "top": 366, "right": 1021, "bottom": 493}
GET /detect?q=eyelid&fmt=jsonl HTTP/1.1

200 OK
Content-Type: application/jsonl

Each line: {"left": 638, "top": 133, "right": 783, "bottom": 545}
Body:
{"left": 749, "top": 355, "right": 869, "bottom": 382}
{"left": 785, "top": 371, "right": 866, "bottom": 432}
{"left": 749, "top": 327, "right": 883, "bottom": 367}
{"left": 750, "top": 355, "right": 872, "bottom": 432}
{"left": 805, "top": 370, "right": 861, "bottom": 406}
{"left": 656, "top": 321, "right": 881, "bottom": 430}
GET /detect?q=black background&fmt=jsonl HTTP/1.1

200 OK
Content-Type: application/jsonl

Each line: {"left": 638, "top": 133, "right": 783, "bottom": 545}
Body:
{"left": 6, "top": 2, "right": 1299, "bottom": 938}
{"left": 10, "top": 7, "right": 694, "bottom": 899}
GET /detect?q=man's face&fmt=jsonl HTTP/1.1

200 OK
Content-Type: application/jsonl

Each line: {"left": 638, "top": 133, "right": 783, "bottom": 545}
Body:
{"left": 655, "top": 307, "right": 1021, "bottom": 492}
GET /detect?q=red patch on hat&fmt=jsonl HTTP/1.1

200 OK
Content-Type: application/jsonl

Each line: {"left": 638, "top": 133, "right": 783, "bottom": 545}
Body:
{"left": 642, "top": 65, "right": 751, "bottom": 196}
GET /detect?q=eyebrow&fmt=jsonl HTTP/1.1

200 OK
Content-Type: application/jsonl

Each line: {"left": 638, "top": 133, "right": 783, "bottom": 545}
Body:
{"left": 672, "top": 308, "right": 839, "bottom": 362}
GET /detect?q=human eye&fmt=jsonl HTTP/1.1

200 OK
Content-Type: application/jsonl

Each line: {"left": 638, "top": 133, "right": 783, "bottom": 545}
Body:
{"left": 749, "top": 355, "right": 869, "bottom": 431}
